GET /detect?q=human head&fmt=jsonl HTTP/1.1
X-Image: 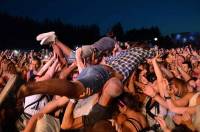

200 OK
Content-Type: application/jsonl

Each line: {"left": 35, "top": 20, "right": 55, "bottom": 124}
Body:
{"left": 169, "top": 78, "right": 188, "bottom": 97}
{"left": 176, "top": 55, "right": 185, "bottom": 66}
{"left": 130, "top": 41, "right": 150, "bottom": 50}
{"left": 118, "top": 92, "right": 142, "bottom": 113}
{"left": 106, "top": 31, "right": 116, "bottom": 39}
{"left": 72, "top": 69, "right": 79, "bottom": 81}
{"left": 187, "top": 78, "right": 197, "bottom": 92}
{"left": 30, "top": 57, "right": 41, "bottom": 71}
{"left": 89, "top": 120, "right": 116, "bottom": 132}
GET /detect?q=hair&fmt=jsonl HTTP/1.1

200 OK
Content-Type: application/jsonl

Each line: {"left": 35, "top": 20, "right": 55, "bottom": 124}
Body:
{"left": 6, "top": 61, "right": 17, "bottom": 74}
{"left": 32, "top": 56, "right": 41, "bottom": 67}
{"left": 183, "top": 61, "right": 192, "bottom": 69}
{"left": 106, "top": 31, "right": 115, "bottom": 39}
{"left": 88, "top": 120, "right": 116, "bottom": 132}
{"left": 129, "top": 41, "right": 150, "bottom": 50}
{"left": 118, "top": 92, "right": 142, "bottom": 112}
{"left": 172, "top": 124, "right": 192, "bottom": 132}
{"left": 169, "top": 78, "right": 188, "bottom": 97}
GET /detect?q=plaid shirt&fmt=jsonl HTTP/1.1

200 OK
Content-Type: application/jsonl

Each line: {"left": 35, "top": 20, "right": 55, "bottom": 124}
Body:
{"left": 105, "top": 47, "right": 155, "bottom": 81}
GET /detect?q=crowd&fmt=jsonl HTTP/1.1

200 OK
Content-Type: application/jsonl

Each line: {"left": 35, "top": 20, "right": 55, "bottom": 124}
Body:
{"left": 0, "top": 31, "right": 200, "bottom": 132}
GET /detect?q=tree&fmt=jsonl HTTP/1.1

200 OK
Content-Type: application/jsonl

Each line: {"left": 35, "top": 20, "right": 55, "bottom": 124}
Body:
{"left": 111, "top": 22, "right": 124, "bottom": 41}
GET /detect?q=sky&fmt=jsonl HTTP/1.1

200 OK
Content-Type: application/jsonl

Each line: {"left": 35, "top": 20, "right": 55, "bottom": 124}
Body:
{"left": 0, "top": 0, "right": 200, "bottom": 35}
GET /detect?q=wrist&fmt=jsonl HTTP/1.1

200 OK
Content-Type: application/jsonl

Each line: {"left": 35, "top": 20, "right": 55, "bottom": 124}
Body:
{"left": 151, "top": 93, "right": 157, "bottom": 98}
{"left": 69, "top": 99, "right": 76, "bottom": 103}
{"left": 164, "top": 95, "right": 171, "bottom": 100}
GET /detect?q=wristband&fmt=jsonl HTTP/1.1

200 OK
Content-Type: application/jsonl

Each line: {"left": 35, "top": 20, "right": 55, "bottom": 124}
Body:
{"left": 164, "top": 96, "right": 171, "bottom": 100}
{"left": 69, "top": 99, "right": 76, "bottom": 103}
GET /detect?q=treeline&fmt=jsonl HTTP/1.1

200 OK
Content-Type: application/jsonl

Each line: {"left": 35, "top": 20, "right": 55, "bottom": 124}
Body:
{"left": 0, "top": 12, "right": 173, "bottom": 50}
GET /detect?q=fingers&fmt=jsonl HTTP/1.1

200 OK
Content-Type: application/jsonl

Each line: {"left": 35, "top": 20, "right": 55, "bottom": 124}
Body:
{"left": 155, "top": 116, "right": 167, "bottom": 130}
{"left": 85, "top": 88, "right": 93, "bottom": 96}
{"left": 182, "top": 112, "right": 191, "bottom": 121}
{"left": 79, "top": 88, "right": 93, "bottom": 98}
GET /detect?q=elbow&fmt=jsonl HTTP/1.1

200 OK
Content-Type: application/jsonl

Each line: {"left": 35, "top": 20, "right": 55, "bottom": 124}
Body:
{"left": 61, "top": 123, "right": 73, "bottom": 130}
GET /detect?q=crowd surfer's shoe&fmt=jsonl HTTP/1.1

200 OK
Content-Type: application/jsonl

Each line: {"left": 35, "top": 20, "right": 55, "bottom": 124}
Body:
{"left": 36, "top": 31, "right": 56, "bottom": 45}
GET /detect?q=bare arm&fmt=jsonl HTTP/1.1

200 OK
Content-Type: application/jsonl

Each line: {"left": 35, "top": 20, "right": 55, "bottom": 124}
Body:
{"left": 143, "top": 84, "right": 169, "bottom": 109}
{"left": 59, "top": 62, "right": 77, "bottom": 79}
{"left": 76, "top": 48, "right": 86, "bottom": 73}
{"left": 23, "top": 113, "right": 44, "bottom": 132}
{"left": 61, "top": 100, "right": 83, "bottom": 129}
{"left": 164, "top": 90, "right": 196, "bottom": 114}
{"left": 35, "top": 59, "right": 59, "bottom": 81}
{"left": 151, "top": 55, "right": 165, "bottom": 98}
{"left": 160, "top": 64, "right": 174, "bottom": 79}
{"left": 37, "top": 53, "right": 56, "bottom": 76}
{"left": 24, "top": 97, "right": 69, "bottom": 132}
{"left": 177, "top": 66, "right": 191, "bottom": 82}
{"left": 40, "top": 96, "right": 69, "bottom": 114}
{"left": 126, "top": 72, "right": 136, "bottom": 95}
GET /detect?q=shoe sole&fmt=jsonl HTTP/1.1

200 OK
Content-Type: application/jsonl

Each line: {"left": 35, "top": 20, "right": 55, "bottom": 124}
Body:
{"left": 0, "top": 74, "right": 17, "bottom": 106}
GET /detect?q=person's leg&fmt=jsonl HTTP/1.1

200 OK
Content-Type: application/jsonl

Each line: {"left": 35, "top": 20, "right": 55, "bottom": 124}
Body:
{"left": 98, "top": 77, "right": 123, "bottom": 106}
{"left": 81, "top": 77, "right": 123, "bottom": 127}
{"left": 55, "top": 40, "right": 73, "bottom": 57}
{"left": 52, "top": 44, "right": 67, "bottom": 66}
{"left": 17, "top": 79, "right": 86, "bottom": 99}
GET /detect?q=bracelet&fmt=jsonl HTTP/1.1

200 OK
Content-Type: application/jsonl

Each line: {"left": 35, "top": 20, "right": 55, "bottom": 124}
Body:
{"left": 69, "top": 99, "right": 76, "bottom": 103}
{"left": 164, "top": 96, "right": 171, "bottom": 100}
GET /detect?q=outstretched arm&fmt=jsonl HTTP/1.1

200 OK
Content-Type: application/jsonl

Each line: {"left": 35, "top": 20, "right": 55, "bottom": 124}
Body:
{"left": 177, "top": 66, "right": 191, "bottom": 81}
{"left": 160, "top": 64, "right": 174, "bottom": 79}
{"left": 59, "top": 62, "right": 77, "bottom": 79}
{"left": 76, "top": 48, "right": 86, "bottom": 73}
{"left": 35, "top": 58, "right": 59, "bottom": 81}
{"left": 37, "top": 53, "right": 56, "bottom": 76}
{"left": 151, "top": 55, "right": 165, "bottom": 98}
{"left": 24, "top": 97, "right": 69, "bottom": 132}
{"left": 61, "top": 100, "right": 83, "bottom": 130}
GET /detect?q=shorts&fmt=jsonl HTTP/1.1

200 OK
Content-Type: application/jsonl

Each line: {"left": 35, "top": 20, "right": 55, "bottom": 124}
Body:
{"left": 77, "top": 65, "right": 110, "bottom": 93}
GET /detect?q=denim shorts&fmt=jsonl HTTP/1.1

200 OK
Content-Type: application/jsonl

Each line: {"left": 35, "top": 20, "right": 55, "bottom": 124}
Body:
{"left": 77, "top": 65, "right": 110, "bottom": 93}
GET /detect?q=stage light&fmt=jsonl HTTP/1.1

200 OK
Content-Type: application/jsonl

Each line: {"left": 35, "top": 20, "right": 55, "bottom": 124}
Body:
{"left": 44, "top": 55, "right": 48, "bottom": 59}
{"left": 189, "top": 36, "right": 194, "bottom": 40}
{"left": 176, "top": 34, "right": 181, "bottom": 40}
{"left": 13, "top": 50, "right": 19, "bottom": 55}
{"left": 154, "top": 37, "right": 158, "bottom": 41}
{"left": 183, "top": 38, "right": 187, "bottom": 43}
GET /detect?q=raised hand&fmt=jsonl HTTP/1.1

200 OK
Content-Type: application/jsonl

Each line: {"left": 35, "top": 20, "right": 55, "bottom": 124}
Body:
{"left": 79, "top": 88, "right": 93, "bottom": 98}
{"left": 142, "top": 83, "right": 156, "bottom": 98}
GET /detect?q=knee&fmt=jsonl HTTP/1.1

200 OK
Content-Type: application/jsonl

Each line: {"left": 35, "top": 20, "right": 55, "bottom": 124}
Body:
{"left": 103, "top": 77, "right": 123, "bottom": 98}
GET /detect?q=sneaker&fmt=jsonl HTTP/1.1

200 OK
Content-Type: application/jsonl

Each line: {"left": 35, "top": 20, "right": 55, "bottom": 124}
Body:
{"left": 36, "top": 31, "right": 56, "bottom": 45}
